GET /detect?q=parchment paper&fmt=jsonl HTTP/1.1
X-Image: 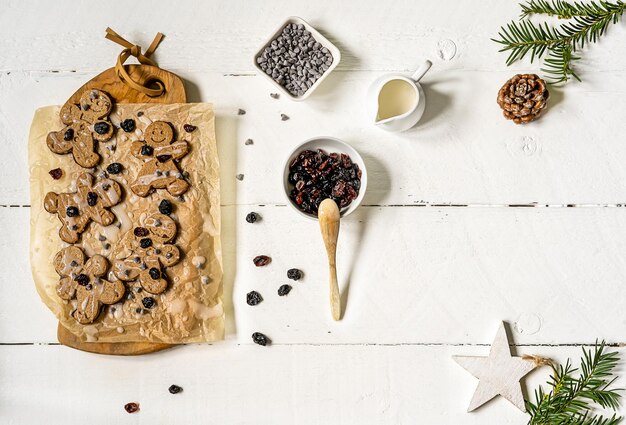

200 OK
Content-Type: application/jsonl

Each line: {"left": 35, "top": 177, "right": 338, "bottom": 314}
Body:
{"left": 29, "top": 103, "right": 223, "bottom": 343}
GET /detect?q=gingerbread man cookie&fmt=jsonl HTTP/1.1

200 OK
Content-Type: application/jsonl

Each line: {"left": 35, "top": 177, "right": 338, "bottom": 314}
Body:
{"left": 47, "top": 89, "right": 115, "bottom": 168}
{"left": 113, "top": 213, "right": 181, "bottom": 294}
{"left": 54, "top": 246, "right": 125, "bottom": 324}
{"left": 44, "top": 173, "right": 122, "bottom": 243}
{"left": 130, "top": 121, "right": 190, "bottom": 197}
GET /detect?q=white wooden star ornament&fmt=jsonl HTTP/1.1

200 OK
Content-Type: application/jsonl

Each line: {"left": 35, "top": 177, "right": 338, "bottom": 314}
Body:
{"left": 453, "top": 322, "right": 538, "bottom": 412}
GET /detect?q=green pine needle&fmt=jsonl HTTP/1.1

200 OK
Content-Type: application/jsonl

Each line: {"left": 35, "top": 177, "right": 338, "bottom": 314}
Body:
{"left": 527, "top": 341, "right": 623, "bottom": 425}
{"left": 492, "top": 0, "right": 625, "bottom": 83}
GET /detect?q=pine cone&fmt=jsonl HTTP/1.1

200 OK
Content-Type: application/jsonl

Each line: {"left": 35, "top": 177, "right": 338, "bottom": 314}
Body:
{"left": 497, "top": 74, "right": 549, "bottom": 124}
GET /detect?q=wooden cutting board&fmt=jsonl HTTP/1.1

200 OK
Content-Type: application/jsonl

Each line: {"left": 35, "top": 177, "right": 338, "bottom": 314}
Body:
{"left": 57, "top": 63, "right": 186, "bottom": 355}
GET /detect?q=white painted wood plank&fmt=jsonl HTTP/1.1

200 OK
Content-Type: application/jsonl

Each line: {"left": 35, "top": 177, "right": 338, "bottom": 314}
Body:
{"left": 1, "top": 343, "right": 624, "bottom": 424}
{"left": 1, "top": 0, "right": 624, "bottom": 73}
{"left": 6, "top": 205, "right": 626, "bottom": 344}
{"left": 3, "top": 71, "right": 626, "bottom": 206}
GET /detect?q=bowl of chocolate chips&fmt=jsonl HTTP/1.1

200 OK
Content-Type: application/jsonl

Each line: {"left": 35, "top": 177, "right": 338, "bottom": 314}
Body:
{"left": 254, "top": 16, "right": 340, "bottom": 100}
{"left": 283, "top": 137, "right": 367, "bottom": 220}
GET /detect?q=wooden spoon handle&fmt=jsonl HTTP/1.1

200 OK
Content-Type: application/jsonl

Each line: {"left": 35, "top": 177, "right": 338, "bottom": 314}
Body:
{"left": 329, "top": 260, "right": 341, "bottom": 321}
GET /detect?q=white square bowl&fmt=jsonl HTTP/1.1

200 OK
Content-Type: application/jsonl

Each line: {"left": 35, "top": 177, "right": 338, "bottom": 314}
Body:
{"left": 253, "top": 16, "right": 341, "bottom": 101}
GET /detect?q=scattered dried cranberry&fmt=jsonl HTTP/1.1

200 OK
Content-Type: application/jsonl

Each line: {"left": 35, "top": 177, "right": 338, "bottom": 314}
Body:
{"left": 183, "top": 124, "right": 197, "bottom": 133}
{"left": 287, "top": 268, "right": 302, "bottom": 281}
{"left": 246, "top": 290, "right": 263, "bottom": 306}
{"left": 252, "top": 332, "right": 270, "bottom": 346}
{"left": 142, "top": 297, "right": 155, "bottom": 309}
{"left": 168, "top": 384, "right": 183, "bottom": 394}
{"left": 149, "top": 268, "right": 161, "bottom": 280}
{"left": 139, "top": 238, "right": 152, "bottom": 248}
{"left": 141, "top": 145, "right": 153, "bottom": 156}
{"left": 124, "top": 402, "right": 140, "bottom": 413}
{"left": 106, "top": 162, "right": 123, "bottom": 174}
{"left": 253, "top": 255, "right": 271, "bottom": 267}
{"left": 288, "top": 149, "right": 362, "bottom": 215}
{"left": 158, "top": 199, "right": 173, "bottom": 215}
{"left": 134, "top": 227, "right": 149, "bottom": 237}
{"left": 94, "top": 122, "right": 110, "bottom": 135}
{"left": 278, "top": 284, "right": 292, "bottom": 296}
{"left": 120, "top": 118, "right": 136, "bottom": 133}
{"left": 74, "top": 274, "right": 89, "bottom": 286}
{"left": 66, "top": 206, "right": 79, "bottom": 217}
{"left": 245, "top": 212, "right": 259, "bottom": 223}
{"left": 86, "top": 191, "right": 98, "bottom": 206}
{"left": 49, "top": 168, "right": 63, "bottom": 179}
{"left": 157, "top": 154, "right": 172, "bottom": 162}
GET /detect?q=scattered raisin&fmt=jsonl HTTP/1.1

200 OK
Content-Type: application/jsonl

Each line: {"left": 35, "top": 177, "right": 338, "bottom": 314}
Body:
{"left": 168, "top": 384, "right": 183, "bottom": 394}
{"left": 134, "top": 227, "right": 149, "bottom": 237}
{"left": 124, "top": 402, "right": 140, "bottom": 414}
{"left": 157, "top": 154, "right": 172, "bottom": 162}
{"left": 106, "top": 162, "right": 123, "bottom": 174}
{"left": 74, "top": 274, "right": 89, "bottom": 286}
{"left": 94, "top": 122, "right": 110, "bottom": 135}
{"left": 66, "top": 206, "right": 79, "bottom": 217}
{"left": 280, "top": 113, "right": 290, "bottom": 121}
{"left": 149, "top": 268, "right": 161, "bottom": 280}
{"left": 49, "top": 168, "right": 63, "bottom": 179}
{"left": 120, "top": 118, "right": 136, "bottom": 133}
{"left": 245, "top": 212, "right": 259, "bottom": 223}
{"left": 86, "top": 191, "right": 98, "bottom": 206}
{"left": 139, "top": 238, "right": 152, "bottom": 248}
{"left": 253, "top": 255, "right": 271, "bottom": 267}
{"left": 238, "top": 108, "right": 246, "bottom": 115}
{"left": 63, "top": 128, "right": 74, "bottom": 141}
{"left": 142, "top": 297, "right": 156, "bottom": 309}
{"left": 141, "top": 145, "right": 154, "bottom": 156}
{"left": 252, "top": 332, "right": 270, "bottom": 346}
{"left": 158, "top": 199, "right": 173, "bottom": 215}
{"left": 183, "top": 124, "right": 197, "bottom": 133}
{"left": 246, "top": 291, "right": 263, "bottom": 306}
{"left": 287, "top": 268, "right": 303, "bottom": 281}
{"left": 278, "top": 284, "right": 292, "bottom": 296}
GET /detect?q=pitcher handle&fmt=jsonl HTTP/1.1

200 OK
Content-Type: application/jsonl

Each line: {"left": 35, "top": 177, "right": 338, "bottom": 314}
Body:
{"left": 411, "top": 60, "right": 432, "bottom": 82}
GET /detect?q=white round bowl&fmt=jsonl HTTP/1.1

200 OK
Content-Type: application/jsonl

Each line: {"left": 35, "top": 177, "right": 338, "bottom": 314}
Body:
{"left": 282, "top": 137, "right": 368, "bottom": 220}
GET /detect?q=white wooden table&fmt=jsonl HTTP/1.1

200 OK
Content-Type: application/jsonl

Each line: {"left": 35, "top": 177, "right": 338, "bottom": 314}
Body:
{"left": 2, "top": 1, "right": 626, "bottom": 423}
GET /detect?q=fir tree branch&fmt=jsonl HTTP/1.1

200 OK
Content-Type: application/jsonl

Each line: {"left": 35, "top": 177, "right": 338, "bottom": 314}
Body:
{"left": 526, "top": 342, "right": 623, "bottom": 425}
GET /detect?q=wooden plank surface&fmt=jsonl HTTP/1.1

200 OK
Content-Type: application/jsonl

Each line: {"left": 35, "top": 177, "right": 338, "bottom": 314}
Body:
{"left": 2, "top": 0, "right": 626, "bottom": 423}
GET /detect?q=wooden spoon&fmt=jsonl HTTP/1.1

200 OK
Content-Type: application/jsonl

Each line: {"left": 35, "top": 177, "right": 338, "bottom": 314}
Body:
{"left": 318, "top": 198, "right": 341, "bottom": 321}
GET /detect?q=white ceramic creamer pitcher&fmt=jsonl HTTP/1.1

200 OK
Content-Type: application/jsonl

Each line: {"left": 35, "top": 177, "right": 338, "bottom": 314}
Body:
{"left": 367, "top": 60, "right": 432, "bottom": 132}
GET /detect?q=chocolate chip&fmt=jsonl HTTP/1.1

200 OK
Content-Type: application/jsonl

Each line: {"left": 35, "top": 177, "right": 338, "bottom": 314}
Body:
{"left": 245, "top": 138, "right": 254, "bottom": 145}
{"left": 165, "top": 252, "right": 173, "bottom": 259}
{"left": 74, "top": 274, "right": 89, "bottom": 286}
{"left": 81, "top": 103, "right": 90, "bottom": 111}
{"left": 102, "top": 183, "right": 111, "bottom": 191}
{"left": 135, "top": 307, "right": 142, "bottom": 313}
{"left": 134, "top": 227, "right": 149, "bottom": 237}
{"left": 140, "top": 238, "right": 152, "bottom": 248}
{"left": 66, "top": 206, "right": 79, "bottom": 217}
{"left": 183, "top": 124, "right": 197, "bottom": 133}
{"left": 149, "top": 268, "right": 161, "bottom": 280}
{"left": 141, "top": 145, "right": 153, "bottom": 156}
{"left": 137, "top": 111, "right": 144, "bottom": 117}
{"left": 253, "top": 255, "right": 271, "bottom": 267}
{"left": 246, "top": 290, "right": 263, "bottom": 306}
{"left": 124, "top": 402, "right": 140, "bottom": 414}
{"left": 155, "top": 170, "right": 162, "bottom": 177}
{"left": 94, "top": 122, "right": 110, "bottom": 135}
{"left": 158, "top": 199, "right": 173, "bottom": 215}
{"left": 70, "top": 260, "right": 78, "bottom": 267}
{"left": 63, "top": 128, "right": 74, "bottom": 141}
{"left": 252, "top": 332, "right": 270, "bottom": 346}
{"left": 86, "top": 191, "right": 98, "bottom": 206}
{"left": 236, "top": 174, "right": 244, "bottom": 181}
{"left": 238, "top": 108, "right": 246, "bottom": 115}
{"left": 168, "top": 384, "right": 183, "bottom": 394}
{"left": 70, "top": 225, "right": 78, "bottom": 231}
{"left": 104, "top": 243, "right": 111, "bottom": 250}
{"left": 142, "top": 296, "right": 156, "bottom": 309}
{"left": 278, "top": 284, "right": 292, "bottom": 296}
{"left": 133, "top": 257, "right": 141, "bottom": 263}
{"left": 281, "top": 113, "right": 290, "bottom": 121}
{"left": 157, "top": 154, "right": 172, "bottom": 162}
{"left": 98, "top": 234, "right": 106, "bottom": 242}
{"left": 120, "top": 118, "right": 136, "bottom": 133}
{"left": 106, "top": 162, "right": 123, "bottom": 174}
{"left": 49, "top": 168, "right": 63, "bottom": 180}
